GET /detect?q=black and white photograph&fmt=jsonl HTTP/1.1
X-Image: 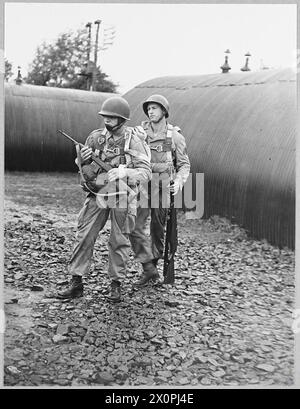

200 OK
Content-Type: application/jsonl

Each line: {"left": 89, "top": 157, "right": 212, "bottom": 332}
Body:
{"left": 1, "top": 1, "right": 298, "bottom": 392}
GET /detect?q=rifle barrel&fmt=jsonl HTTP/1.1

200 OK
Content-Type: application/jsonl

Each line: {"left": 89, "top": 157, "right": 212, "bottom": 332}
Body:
{"left": 58, "top": 130, "right": 83, "bottom": 146}
{"left": 58, "top": 129, "right": 111, "bottom": 170}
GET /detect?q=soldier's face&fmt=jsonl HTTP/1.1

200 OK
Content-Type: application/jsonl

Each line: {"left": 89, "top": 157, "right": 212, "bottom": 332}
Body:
{"left": 102, "top": 116, "right": 119, "bottom": 128}
{"left": 147, "top": 103, "right": 165, "bottom": 123}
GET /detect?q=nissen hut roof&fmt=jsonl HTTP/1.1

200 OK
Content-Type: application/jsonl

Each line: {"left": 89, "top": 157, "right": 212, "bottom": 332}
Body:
{"left": 124, "top": 68, "right": 296, "bottom": 248}
{"left": 5, "top": 83, "right": 114, "bottom": 171}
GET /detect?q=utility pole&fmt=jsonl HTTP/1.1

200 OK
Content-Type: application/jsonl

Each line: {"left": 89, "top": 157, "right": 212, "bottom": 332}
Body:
{"left": 94, "top": 20, "right": 101, "bottom": 67}
{"left": 79, "top": 20, "right": 115, "bottom": 92}
{"left": 86, "top": 22, "right": 92, "bottom": 63}
{"left": 85, "top": 22, "right": 92, "bottom": 90}
{"left": 92, "top": 19, "right": 101, "bottom": 91}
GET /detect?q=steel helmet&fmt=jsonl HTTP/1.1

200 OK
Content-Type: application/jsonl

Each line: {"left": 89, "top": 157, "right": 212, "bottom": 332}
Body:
{"left": 142, "top": 94, "right": 170, "bottom": 118}
{"left": 98, "top": 96, "right": 130, "bottom": 120}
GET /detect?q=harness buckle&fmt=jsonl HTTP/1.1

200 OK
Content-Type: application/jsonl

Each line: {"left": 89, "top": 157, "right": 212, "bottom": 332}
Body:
{"left": 151, "top": 145, "right": 163, "bottom": 152}
{"left": 106, "top": 147, "right": 121, "bottom": 155}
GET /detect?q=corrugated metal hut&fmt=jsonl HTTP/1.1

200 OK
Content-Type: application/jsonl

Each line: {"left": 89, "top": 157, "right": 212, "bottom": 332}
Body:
{"left": 124, "top": 68, "right": 296, "bottom": 248}
{"left": 5, "top": 83, "right": 114, "bottom": 171}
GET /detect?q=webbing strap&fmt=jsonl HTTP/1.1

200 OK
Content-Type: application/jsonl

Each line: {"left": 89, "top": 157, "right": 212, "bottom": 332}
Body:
{"left": 165, "top": 125, "right": 174, "bottom": 163}
{"left": 98, "top": 133, "right": 126, "bottom": 166}
{"left": 150, "top": 138, "right": 172, "bottom": 152}
{"left": 125, "top": 148, "right": 150, "bottom": 162}
{"left": 124, "top": 128, "right": 151, "bottom": 162}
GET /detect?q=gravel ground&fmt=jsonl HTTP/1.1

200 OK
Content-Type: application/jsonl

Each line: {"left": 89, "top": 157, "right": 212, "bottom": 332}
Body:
{"left": 4, "top": 172, "right": 295, "bottom": 387}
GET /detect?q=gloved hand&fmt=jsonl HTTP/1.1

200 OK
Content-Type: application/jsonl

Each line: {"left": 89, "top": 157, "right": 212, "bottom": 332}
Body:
{"left": 107, "top": 164, "right": 128, "bottom": 182}
{"left": 80, "top": 145, "right": 93, "bottom": 162}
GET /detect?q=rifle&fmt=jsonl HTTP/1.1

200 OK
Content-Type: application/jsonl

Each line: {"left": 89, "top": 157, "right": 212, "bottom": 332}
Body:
{"left": 163, "top": 181, "right": 178, "bottom": 284}
{"left": 58, "top": 130, "right": 136, "bottom": 201}
{"left": 58, "top": 130, "right": 112, "bottom": 172}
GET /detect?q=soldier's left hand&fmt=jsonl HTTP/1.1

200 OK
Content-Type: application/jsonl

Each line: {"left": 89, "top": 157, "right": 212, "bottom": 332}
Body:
{"left": 170, "top": 179, "right": 181, "bottom": 196}
{"left": 107, "top": 165, "right": 127, "bottom": 182}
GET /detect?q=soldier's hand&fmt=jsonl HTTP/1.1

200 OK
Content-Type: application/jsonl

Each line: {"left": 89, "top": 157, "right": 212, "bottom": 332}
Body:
{"left": 169, "top": 179, "right": 181, "bottom": 196}
{"left": 107, "top": 165, "right": 128, "bottom": 182}
{"left": 80, "top": 146, "right": 93, "bottom": 162}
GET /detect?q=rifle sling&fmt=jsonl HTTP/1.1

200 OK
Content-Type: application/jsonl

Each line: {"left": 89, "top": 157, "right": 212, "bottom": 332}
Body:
{"left": 76, "top": 145, "right": 89, "bottom": 188}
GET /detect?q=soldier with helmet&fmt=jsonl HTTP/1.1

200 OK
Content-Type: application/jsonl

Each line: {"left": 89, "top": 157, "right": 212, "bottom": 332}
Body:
{"left": 57, "top": 96, "right": 152, "bottom": 302}
{"left": 130, "top": 94, "right": 190, "bottom": 286}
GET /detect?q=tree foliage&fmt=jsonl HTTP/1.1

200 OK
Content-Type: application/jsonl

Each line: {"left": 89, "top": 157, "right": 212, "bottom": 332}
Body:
{"left": 5, "top": 59, "right": 13, "bottom": 81}
{"left": 25, "top": 27, "right": 118, "bottom": 93}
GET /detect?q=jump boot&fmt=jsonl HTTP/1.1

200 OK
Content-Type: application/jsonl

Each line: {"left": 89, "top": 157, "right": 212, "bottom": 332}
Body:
{"left": 57, "top": 275, "right": 83, "bottom": 299}
{"left": 133, "top": 261, "right": 160, "bottom": 287}
{"left": 106, "top": 280, "right": 121, "bottom": 303}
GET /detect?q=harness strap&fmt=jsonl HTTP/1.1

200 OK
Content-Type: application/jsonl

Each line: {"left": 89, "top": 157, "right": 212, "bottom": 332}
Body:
{"left": 124, "top": 128, "right": 151, "bottom": 163}
{"left": 150, "top": 139, "right": 172, "bottom": 152}
{"left": 95, "top": 129, "right": 127, "bottom": 166}
{"left": 149, "top": 124, "right": 174, "bottom": 153}
{"left": 161, "top": 125, "right": 174, "bottom": 165}
{"left": 125, "top": 148, "right": 150, "bottom": 162}
{"left": 105, "top": 146, "right": 125, "bottom": 155}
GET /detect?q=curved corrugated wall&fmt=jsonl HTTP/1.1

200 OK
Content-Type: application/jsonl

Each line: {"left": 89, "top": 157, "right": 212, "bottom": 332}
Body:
{"left": 124, "top": 68, "right": 296, "bottom": 248}
{"left": 5, "top": 83, "right": 114, "bottom": 171}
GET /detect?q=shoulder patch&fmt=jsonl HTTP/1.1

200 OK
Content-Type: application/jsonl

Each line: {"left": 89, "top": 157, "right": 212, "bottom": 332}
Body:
{"left": 97, "top": 136, "right": 106, "bottom": 145}
{"left": 86, "top": 128, "right": 106, "bottom": 149}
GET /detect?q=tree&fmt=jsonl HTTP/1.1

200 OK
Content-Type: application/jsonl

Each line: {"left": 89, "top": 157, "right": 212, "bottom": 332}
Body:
{"left": 5, "top": 59, "right": 13, "bottom": 82}
{"left": 25, "top": 27, "right": 118, "bottom": 93}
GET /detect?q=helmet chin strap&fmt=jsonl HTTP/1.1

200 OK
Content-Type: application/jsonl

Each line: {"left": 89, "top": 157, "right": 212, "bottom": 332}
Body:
{"left": 105, "top": 118, "right": 126, "bottom": 133}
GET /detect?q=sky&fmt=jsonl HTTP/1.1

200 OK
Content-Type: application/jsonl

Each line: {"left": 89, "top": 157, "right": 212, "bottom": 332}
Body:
{"left": 4, "top": 3, "right": 297, "bottom": 94}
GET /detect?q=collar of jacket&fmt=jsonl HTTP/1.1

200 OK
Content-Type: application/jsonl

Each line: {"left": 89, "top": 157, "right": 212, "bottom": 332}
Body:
{"left": 142, "top": 120, "right": 169, "bottom": 137}
{"left": 102, "top": 127, "right": 127, "bottom": 143}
